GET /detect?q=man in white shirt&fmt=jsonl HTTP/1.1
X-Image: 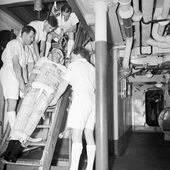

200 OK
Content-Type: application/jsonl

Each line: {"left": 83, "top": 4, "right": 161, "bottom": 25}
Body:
{"left": 51, "top": 47, "right": 96, "bottom": 170}
{"left": 45, "top": 4, "right": 79, "bottom": 60}
{"left": 28, "top": 15, "right": 58, "bottom": 62}
{"left": 0, "top": 25, "right": 36, "bottom": 131}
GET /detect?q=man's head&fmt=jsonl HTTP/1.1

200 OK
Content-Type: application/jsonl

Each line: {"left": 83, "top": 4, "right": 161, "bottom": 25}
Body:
{"left": 21, "top": 25, "right": 36, "bottom": 45}
{"left": 48, "top": 48, "right": 64, "bottom": 64}
{"left": 71, "top": 47, "right": 90, "bottom": 62}
{"left": 44, "top": 16, "right": 58, "bottom": 33}
{"left": 61, "top": 4, "right": 72, "bottom": 21}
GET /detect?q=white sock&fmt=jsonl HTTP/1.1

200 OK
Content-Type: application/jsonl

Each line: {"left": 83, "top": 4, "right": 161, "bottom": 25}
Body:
{"left": 45, "top": 42, "right": 51, "bottom": 58}
{"left": 70, "top": 142, "right": 83, "bottom": 170}
{"left": 7, "top": 111, "right": 16, "bottom": 130}
{"left": 86, "top": 145, "right": 96, "bottom": 170}
{"left": 66, "top": 40, "right": 74, "bottom": 58}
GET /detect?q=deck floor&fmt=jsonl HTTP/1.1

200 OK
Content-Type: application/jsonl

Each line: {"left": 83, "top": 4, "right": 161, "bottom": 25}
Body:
{"left": 110, "top": 132, "right": 170, "bottom": 170}
{"left": 2, "top": 132, "right": 170, "bottom": 170}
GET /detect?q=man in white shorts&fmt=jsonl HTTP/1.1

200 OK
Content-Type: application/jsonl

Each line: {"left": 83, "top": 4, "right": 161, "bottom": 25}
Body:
{"left": 52, "top": 47, "right": 96, "bottom": 170}
{"left": 1, "top": 48, "right": 66, "bottom": 162}
{"left": 28, "top": 15, "right": 58, "bottom": 63}
{"left": 45, "top": 4, "right": 79, "bottom": 60}
{"left": 0, "top": 25, "right": 36, "bottom": 131}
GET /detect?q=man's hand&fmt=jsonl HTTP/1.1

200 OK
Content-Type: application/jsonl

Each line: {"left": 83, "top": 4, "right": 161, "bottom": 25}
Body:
{"left": 19, "top": 82, "right": 26, "bottom": 94}
{"left": 59, "top": 28, "right": 64, "bottom": 39}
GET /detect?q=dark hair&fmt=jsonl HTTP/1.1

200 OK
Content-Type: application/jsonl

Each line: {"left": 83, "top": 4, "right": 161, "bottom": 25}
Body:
{"left": 72, "top": 47, "right": 90, "bottom": 61}
{"left": 46, "top": 15, "right": 58, "bottom": 28}
{"left": 61, "top": 4, "right": 72, "bottom": 13}
{"left": 21, "top": 25, "right": 36, "bottom": 35}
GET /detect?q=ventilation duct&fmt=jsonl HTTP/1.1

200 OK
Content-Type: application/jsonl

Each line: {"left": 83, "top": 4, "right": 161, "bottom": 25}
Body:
{"left": 146, "top": 0, "right": 170, "bottom": 49}
{"left": 141, "top": 0, "right": 154, "bottom": 45}
{"left": 118, "top": 0, "right": 133, "bottom": 38}
{"left": 34, "top": 0, "right": 42, "bottom": 11}
{"left": 157, "top": 0, "right": 170, "bottom": 36}
{"left": 118, "top": 0, "right": 133, "bottom": 73}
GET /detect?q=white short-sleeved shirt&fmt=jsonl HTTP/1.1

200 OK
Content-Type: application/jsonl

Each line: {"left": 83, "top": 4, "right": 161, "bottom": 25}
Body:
{"left": 0, "top": 37, "right": 28, "bottom": 99}
{"left": 28, "top": 20, "right": 47, "bottom": 43}
{"left": 64, "top": 58, "right": 95, "bottom": 96}
{"left": 56, "top": 12, "right": 79, "bottom": 33}
{"left": 63, "top": 58, "right": 95, "bottom": 130}
{"left": 1, "top": 37, "right": 28, "bottom": 68}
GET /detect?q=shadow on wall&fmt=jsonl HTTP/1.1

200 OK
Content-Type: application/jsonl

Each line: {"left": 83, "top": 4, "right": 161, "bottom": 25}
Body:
{"left": 0, "top": 30, "right": 16, "bottom": 68}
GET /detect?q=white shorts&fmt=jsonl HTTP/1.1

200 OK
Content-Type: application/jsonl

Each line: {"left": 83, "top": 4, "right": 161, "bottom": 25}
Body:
{"left": 67, "top": 95, "right": 95, "bottom": 130}
{"left": 0, "top": 66, "right": 19, "bottom": 100}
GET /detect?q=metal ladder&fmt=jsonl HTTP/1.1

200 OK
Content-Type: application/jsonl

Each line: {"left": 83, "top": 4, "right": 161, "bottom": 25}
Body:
{"left": 1, "top": 87, "right": 72, "bottom": 170}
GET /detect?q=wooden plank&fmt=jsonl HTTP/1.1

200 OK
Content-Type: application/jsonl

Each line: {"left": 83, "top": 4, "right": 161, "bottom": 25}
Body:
{"left": 40, "top": 88, "right": 71, "bottom": 170}
{"left": 51, "top": 165, "right": 68, "bottom": 170}
{"left": 6, "top": 165, "right": 68, "bottom": 170}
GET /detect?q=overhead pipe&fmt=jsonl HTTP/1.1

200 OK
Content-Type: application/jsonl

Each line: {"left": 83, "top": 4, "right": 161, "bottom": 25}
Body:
{"left": 118, "top": 0, "right": 133, "bottom": 73}
{"left": 146, "top": 23, "right": 170, "bottom": 48}
{"left": 132, "top": 0, "right": 142, "bottom": 22}
{"left": 118, "top": 0, "right": 133, "bottom": 38}
{"left": 146, "top": 38, "right": 170, "bottom": 49}
{"left": 132, "top": 0, "right": 142, "bottom": 46}
{"left": 152, "top": 23, "right": 170, "bottom": 43}
{"left": 157, "top": 0, "right": 170, "bottom": 36}
{"left": 141, "top": 0, "right": 154, "bottom": 45}
{"left": 145, "top": 0, "right": 170, "bottom": 49}
{"left": 34, "top": 0, "right": 42, "bottom": 11}
{"left": 34, "top": 0, "right": 42, "bottom": 20}
{"left": 122, "top": 37, "right": 133, "bottom": 72}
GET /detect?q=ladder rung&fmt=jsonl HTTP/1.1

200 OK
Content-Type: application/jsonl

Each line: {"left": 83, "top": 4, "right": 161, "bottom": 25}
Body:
{"left": 37, "top": 125, "right": 50, "bottom": 128}
{"left": 29, "top": 140, "right": 46, "bottom": 146}
{"left": 46, "top": 105, "right": 57, "bottom": 112}
{"left": 56, "top": 159, "right": 69, "bottom": 167}
{"left": 22, "top": 146, "right": 40, "bottom": 153}
{"left": 46, "top": 109, "right": 54, "bottom": 113}
{"left": 2, "top": 159, "right": 40, "bottom": 166}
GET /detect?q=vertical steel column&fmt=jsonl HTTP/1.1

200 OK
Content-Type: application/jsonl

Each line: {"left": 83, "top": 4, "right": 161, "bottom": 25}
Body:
{"left": 94, "top": 1, "right": 108, "bottom": 170}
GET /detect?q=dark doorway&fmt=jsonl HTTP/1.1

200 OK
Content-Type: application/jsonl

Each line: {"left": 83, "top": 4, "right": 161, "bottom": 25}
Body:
{"left": 145, "top": 89, "right": 164, "bottom": 126}
{"left": 0, "top": 29, "right": 16, "bottom": 68}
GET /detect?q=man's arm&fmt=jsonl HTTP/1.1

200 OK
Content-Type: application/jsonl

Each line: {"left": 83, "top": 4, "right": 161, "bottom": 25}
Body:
{"left": 22, "top": 64, "right": 28, "bottom": 84}
{"left": 50, "top": 79, "right": 69, "bottom": 106}
{"left": 65, "top": 25, "right": 77, "bottom": 33}
{"left": 12, "top": 55, "right": 26, "bottom": 93}
{"left": 40, "top": 40, "right": 46, "bottom": 57}
{"left": 32, "top": 41, "right": 41, "bottom": 60}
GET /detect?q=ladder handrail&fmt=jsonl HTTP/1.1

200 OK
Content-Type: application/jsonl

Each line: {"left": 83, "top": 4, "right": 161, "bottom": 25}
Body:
{"left": 40, "top": 87, "right": 72, "bottom": 170}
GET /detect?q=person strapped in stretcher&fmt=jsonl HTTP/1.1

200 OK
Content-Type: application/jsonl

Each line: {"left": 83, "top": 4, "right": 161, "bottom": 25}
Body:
{"left": 1, "top": 48, "right": 66, "bottom": 163}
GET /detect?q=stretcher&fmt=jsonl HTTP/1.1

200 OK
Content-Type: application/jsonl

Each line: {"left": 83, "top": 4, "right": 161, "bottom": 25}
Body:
{"left": 0, "top": 87, "right": 72, "bottom": 170}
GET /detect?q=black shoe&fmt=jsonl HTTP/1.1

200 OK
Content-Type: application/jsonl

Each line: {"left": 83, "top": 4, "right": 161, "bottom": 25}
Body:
{"left": 8, "top": 140, "right": 24, "bottom": 163}
{"left": 2, "top": 140, "right": 18, "bottom": 161}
